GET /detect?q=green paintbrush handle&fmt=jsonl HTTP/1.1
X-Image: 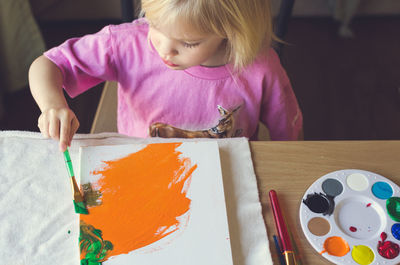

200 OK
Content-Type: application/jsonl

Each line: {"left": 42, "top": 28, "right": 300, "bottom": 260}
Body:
{"left": 63, "top": 148, "right": 75, "bottom": 177}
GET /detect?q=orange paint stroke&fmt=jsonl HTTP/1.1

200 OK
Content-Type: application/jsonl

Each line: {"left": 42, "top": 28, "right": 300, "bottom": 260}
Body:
{"left": 320, "top": 236, "right": 350, "bottom": 257}
{"left": 81, "top": 143, "right": 197, "bottom": 260}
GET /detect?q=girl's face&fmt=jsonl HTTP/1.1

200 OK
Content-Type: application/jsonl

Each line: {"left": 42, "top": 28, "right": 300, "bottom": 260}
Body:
{"left": 148, "top": 20, "right": 227, "bottom": 70}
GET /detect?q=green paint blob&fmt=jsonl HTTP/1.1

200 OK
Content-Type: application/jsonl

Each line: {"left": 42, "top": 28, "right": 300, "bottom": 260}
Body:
{"left": 80, "top": 221, "right": 113, "bottom": 265}
{"left": 74, "top": 200, "right": 89, "bottom": 215}
{"left": 386, "top": 197, "right": 400, "bottom": 222}
{"left": 68, "top": 230, "right": 71, "bottom": 234}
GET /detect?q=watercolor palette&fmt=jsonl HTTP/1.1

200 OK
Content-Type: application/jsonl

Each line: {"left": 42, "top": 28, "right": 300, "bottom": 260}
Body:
{"left": 300, "top": 169, "right": 400, "bottom": 265}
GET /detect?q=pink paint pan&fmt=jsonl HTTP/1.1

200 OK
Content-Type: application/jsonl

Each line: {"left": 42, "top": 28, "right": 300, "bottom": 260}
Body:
{"left": 299, "top": 169, "right": 400, "bottom": 265}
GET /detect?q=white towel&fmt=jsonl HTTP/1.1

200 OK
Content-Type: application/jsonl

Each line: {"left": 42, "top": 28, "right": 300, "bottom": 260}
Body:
{"left": 0, "top": 131, "right": 272, "bottom": 265}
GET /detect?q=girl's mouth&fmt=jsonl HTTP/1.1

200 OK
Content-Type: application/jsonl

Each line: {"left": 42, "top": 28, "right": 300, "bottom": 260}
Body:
{"left": 162, "top": 59, "right": 179, "bottom": 67}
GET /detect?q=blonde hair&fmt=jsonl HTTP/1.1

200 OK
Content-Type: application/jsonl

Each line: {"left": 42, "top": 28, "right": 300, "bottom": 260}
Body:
{"left": 141, "top": 0, "right": 277, "bottom": 70}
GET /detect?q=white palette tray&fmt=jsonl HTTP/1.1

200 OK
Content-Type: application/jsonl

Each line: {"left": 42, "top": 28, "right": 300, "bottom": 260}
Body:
{"left": 299, "top": 169, "right": 400, "bottom": 265}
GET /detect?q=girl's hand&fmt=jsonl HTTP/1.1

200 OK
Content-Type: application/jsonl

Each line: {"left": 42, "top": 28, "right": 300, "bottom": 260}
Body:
{"left": 38, "top": 107, "right": 80, "bottom": 152}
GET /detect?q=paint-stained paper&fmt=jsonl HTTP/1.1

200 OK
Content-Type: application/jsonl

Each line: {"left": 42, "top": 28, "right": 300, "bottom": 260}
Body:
{"left": 78, "top": 141, "right": 233, "bottom": 265}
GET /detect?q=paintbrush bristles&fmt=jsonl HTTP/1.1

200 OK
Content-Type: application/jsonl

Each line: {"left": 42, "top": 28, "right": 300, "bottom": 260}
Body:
{"left": 70, "top": 176, "right": 84, "bottom": 201}
{"left": 71, "top": 176, "right": 88, "bottom": 214}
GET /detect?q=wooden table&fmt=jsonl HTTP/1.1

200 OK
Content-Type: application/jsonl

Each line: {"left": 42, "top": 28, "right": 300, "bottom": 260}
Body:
{"left": 249, "top": 140, "right": 400, "bottom": 264}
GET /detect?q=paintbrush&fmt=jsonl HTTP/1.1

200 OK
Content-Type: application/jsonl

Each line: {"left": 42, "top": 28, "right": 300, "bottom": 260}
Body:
{"left": 63, "top": 148, "right": 89, "bottom": 214}
{"left": 269, "top": 190, "right": 297, "bottom": 265}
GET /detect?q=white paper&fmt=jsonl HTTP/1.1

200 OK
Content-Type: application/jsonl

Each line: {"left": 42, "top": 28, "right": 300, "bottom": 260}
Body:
{"left": 79, "top": 141, "right": 234, "bottom": 265}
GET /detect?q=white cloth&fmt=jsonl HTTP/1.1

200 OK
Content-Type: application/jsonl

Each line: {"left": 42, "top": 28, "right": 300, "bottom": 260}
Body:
{"left": 0, "top": 131, "right": 272, "bottom": 265}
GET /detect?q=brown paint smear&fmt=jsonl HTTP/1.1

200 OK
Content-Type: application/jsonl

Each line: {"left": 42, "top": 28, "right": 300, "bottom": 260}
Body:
{"left": 307, "top": 217, "right": 330, "bottom": 236}
{"left": 81, "top": 183, "right": 102, "bottom": 207}
{"left": 81, "top": 143, "right": 197, "bottom": 259}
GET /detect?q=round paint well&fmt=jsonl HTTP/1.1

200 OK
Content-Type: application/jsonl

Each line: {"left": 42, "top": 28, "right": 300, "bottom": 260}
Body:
{"left": 387, "top": 197, "right": 400, "bottom": 222}
{"left": 391, "top": 223, "right": 400, "bottom": 240}
{"left": 372, "top": 182, "right": 393, "bottom": 200}
{"left": 302, "top": 193, "right": 334, "bottom": 215}
{"left": 334, "top": 196, "right": 386, "bottom": 240}
{"left": 321, "top": 236, "right": 350, "bottom": 257}
{"left": 322, "top": 178, "right": 343, "bottom": 197}
{"left": 352, "top": 245, "right": 375, "bottom": 265}
{"left": 378, "top": 232, "right": 400, "bottom": 259}
{"left": 307, "top": 217, "right": 330, "bottom": 236}
{"left": 346, "top": 173, "right": 369, "bottom": 191}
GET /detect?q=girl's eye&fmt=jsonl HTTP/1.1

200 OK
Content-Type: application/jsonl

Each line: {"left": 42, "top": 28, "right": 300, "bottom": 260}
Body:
{"left": 183, "top": 42, "right": 200, "bottom": 48}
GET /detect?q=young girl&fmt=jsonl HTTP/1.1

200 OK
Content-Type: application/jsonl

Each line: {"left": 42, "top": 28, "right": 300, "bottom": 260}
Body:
{"left": 29, "top": 0, "right": 303, "bottom": 152}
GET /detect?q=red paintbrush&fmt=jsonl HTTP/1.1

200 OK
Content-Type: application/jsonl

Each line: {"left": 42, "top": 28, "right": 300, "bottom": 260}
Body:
{"left": 269, "top": 189, "right": 297, "bottom": 265}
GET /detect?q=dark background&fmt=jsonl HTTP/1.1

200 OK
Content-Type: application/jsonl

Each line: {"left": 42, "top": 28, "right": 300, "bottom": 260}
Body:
{"left": 1, "top": 15, "right": 399, "bottom": 140}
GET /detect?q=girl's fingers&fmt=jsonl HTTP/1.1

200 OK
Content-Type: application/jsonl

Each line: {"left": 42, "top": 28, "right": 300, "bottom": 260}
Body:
{"left": 59, "top": 141, "right": 67, "bottom": 152}
{"left": 38, "top": 114, "right": 50, "bottom": 138}
{"left": 59, "top": 119, "right": 70, "bottom": 152}
{"left": 38, "top": 108, "right": 79, "bottom": 151}
{"left": 48, "top": 114, "right": 60, "bottom": 140}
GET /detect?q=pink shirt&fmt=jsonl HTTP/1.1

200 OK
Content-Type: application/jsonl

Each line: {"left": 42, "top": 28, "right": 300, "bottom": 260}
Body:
{"left": 45, "top": 18, "right": 302, "bottom": 140}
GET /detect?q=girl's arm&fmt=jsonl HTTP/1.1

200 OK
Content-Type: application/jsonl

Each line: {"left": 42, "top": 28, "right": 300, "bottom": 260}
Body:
{"left": 29, "top": 55, "right": 80, "bottom": 152}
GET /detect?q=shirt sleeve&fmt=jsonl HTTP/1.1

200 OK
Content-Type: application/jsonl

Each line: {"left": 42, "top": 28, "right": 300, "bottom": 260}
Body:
{"left": 260, "top": 50, "right": 303, "bottom": 140}
{"left": 44, "top": 26, "right": 118, "bottom": 98}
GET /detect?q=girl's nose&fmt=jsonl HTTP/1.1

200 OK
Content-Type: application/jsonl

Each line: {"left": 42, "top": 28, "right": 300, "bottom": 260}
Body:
{"left": 159, "top": 39, "right": 178, "bottom": 59}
